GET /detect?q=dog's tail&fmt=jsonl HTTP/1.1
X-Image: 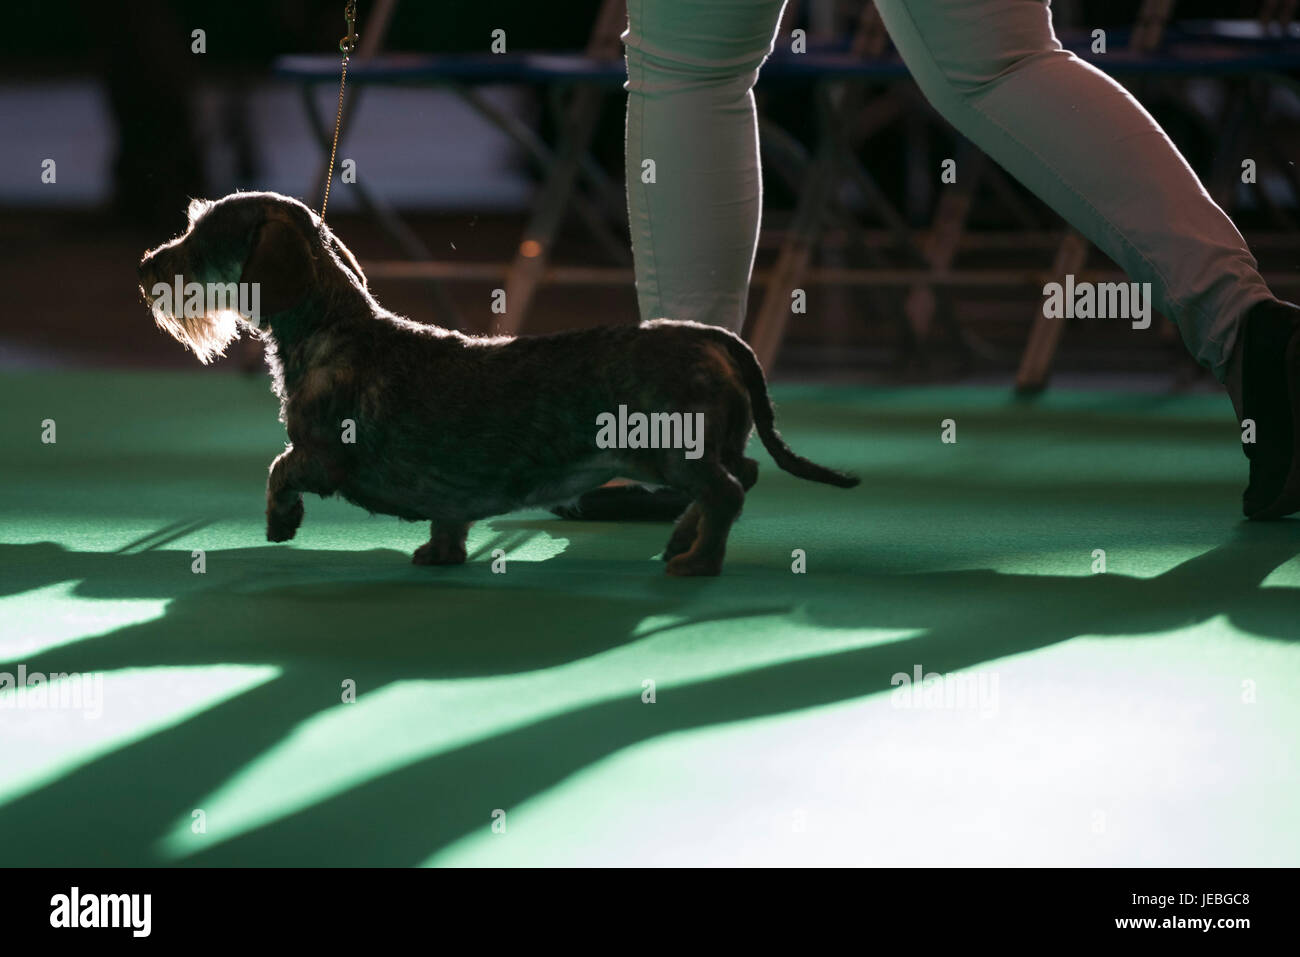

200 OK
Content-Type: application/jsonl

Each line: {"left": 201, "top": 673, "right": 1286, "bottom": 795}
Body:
{"left": 704, "top": 326, "right": 860, "bottom": 489}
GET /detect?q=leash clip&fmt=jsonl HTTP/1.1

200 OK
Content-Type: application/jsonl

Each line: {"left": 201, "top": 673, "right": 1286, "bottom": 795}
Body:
{"left": 339, "top": 0, "right": 359, "bottom": 55}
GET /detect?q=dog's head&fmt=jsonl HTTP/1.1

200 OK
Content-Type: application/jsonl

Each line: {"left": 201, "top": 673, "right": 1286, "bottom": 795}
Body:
{"left": 138, "top": 191, "right": 367, "bottom": 363}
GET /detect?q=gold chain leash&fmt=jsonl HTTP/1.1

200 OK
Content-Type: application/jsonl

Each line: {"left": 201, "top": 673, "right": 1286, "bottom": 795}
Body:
{"left": 321, "top": 0, "right": 359, "bottom": 221}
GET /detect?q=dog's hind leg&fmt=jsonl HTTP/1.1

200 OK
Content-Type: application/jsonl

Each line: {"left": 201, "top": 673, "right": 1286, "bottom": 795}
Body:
{"left": 266, "top": 445, "right": 338, "bottom": 542}
{"left": 664, "top": 457, "right": 753, "bottom": 561}
{"left": 413, "top": 520, "right": 471, "bottom": 566}
{"left": 664, "top": 463, "right": 745, "bottom": 577}
{"left": 735, "top": 456, "right": 759, "bottom": 491}
{"left": 663, "top": 503, "right": 701, "bottom": 561}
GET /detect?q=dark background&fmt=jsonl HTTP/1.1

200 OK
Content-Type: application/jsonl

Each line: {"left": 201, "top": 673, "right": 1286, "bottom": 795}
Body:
{"left": 0, "top": 0, "right": 1293, "bottom": 383}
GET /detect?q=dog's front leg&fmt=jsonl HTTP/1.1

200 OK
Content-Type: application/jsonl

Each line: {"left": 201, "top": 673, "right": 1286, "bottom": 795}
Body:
{"left": 412, "top": 521, "right": 472, "bottom": 566}
{"left": 266, "top": 444, "right": 336, "bottom": 542}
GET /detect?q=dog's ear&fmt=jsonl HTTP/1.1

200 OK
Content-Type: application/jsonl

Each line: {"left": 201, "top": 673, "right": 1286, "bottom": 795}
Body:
{"left": 327, "top": 229, "right": 368, "bottom": 289}
{"left": 239, "top": 218, "right": 315, "bottom": 318}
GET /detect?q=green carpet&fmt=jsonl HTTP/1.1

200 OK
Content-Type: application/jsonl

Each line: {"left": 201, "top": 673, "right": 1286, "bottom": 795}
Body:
{"left": 1, "top": 370, "right": 1297, "bottom": 866}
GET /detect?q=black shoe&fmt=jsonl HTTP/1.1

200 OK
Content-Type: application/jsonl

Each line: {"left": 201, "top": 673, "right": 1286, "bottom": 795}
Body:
{"left": 551, "top": 484, "right": 691, "bottom": 522}
{"left": 1240, "top": 299, "right": 1300, "bottom": 519}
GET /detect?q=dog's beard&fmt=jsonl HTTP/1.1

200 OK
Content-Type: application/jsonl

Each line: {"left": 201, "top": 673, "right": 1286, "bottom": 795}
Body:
{"left": 151, "top": 303, "right": 243, "bottom": 365}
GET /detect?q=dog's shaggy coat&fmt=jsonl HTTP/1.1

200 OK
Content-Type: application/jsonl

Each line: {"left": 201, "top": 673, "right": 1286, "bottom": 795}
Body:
{"left": 139, "top": 192, "right": 857, "bottom": 575}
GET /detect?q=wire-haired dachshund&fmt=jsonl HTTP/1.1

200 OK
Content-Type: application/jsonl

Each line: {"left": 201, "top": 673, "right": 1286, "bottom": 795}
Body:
{"left": 138, "top": 191, "right": 857, "bottom": 576}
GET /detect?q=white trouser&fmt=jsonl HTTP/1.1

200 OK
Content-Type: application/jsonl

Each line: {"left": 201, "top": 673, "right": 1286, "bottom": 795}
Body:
{"left": 624, "top": 0, "right": 1275, "bottom": 379}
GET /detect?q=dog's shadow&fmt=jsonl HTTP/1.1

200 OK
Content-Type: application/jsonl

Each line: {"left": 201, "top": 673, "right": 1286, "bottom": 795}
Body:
{"left": 0, "top": 518, "right": 1296, "bottom": 865}
{"left": 0, "top": 519, "right": 752, "bottom": 676}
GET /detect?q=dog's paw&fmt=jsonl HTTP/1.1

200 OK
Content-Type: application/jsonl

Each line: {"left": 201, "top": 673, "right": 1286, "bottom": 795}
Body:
{"left": 662, "top": 535, "right": 694, "bottom": 562}
{"left": 266, "top": 499, "right": 304, "bottom": 542}
{"left": 412, "top": 541, "right": 467, "bottom": 566}
{"left": 266, "top": 519, "right": 299, "bottom": 543}
{"left": 665, "top": 552, "right": 723, "bottom": 577}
